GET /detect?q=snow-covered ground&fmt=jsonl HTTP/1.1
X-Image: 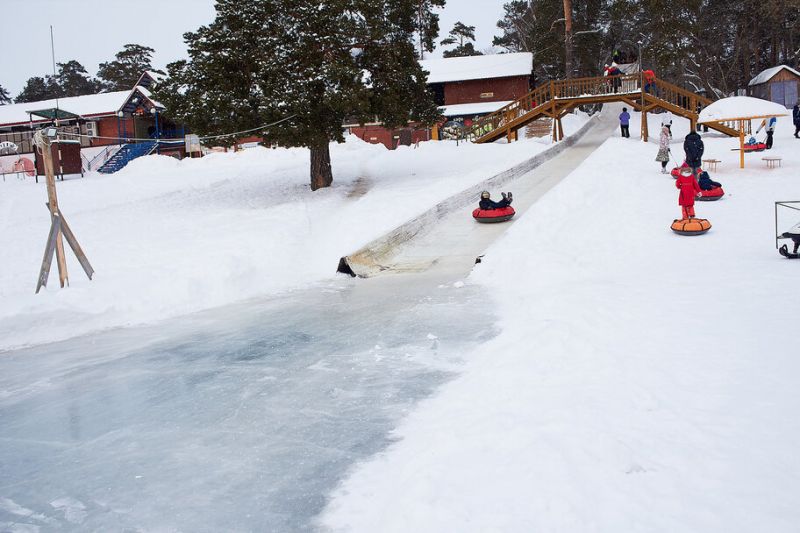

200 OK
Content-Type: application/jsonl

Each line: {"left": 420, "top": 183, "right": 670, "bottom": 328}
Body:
{"left": 321, "top": 118, "right": 800, "bottom": 532}
{"left": 0, "top": 114, "right": 587, "bottom": 351}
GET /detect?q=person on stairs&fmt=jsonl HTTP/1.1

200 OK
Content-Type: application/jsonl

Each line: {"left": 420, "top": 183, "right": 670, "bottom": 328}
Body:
{"left": 619, "top": 108, "right": 631, "bottom": 138}
{"left": 655, "top": 125, "right": 671, "bottom": 173}
{"left": 479, "top": 191, "right": 513, "bottom": 210}
{"left": 756, "top": 116, "right": 778, "bottom": 149}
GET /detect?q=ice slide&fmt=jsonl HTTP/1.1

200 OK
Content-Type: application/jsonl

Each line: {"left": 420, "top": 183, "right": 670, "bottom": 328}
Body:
{"left": 338, "top": 104, "right": 624, "bottom": 279}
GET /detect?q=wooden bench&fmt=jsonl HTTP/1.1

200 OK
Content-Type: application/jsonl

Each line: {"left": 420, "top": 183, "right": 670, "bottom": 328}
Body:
{"left": 762, "top": 157, "right": 782, "bottom": 169}
{"left": 702, "top": 159, "right": 721, "bottom": 172}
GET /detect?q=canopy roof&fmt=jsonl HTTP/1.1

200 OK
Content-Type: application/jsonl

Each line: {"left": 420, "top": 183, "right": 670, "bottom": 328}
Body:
{"left": 698, "top": 96, "right": 788, "bottom": 123}
{"left": 26, "top": 108, "right": 83, "bottom": 121}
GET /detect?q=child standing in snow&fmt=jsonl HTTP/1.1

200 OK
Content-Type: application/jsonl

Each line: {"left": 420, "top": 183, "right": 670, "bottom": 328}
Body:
{"left": 655, "top": 125, "right": 671, "bottom": 173}
{"left": 675, "top": 167, "right": 701, "bottom": 219}
{"left": 619, "top": 107, "right": 631, "bottom": 138}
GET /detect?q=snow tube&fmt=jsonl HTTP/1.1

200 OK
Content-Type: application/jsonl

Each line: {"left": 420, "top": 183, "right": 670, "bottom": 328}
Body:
{"left": 671, "top": 218, "right": 711, "bottom": 236}
{"left": 472, "top": 206, "right": 515, "bottom": 223}
{"left": 696, "top": 187, "right": 724, "bottom": 201}
{"left": 671, "top": 166, "right": 701, "bottom": 179}
{"left": 743, "top": 143, "right": 767, "bottom": 152}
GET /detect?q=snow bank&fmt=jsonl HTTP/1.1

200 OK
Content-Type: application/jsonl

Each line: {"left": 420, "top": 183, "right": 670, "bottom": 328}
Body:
{"left": 321, "top": 122, "right": 800, "bottom": 532}
{"left": 0, "top": 114, "right": 588, "bottom": 351}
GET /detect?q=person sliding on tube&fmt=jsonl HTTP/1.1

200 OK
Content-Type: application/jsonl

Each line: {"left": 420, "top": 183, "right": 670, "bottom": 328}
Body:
{"left": 479, "top": 191, "right": 513, "bottom": 210}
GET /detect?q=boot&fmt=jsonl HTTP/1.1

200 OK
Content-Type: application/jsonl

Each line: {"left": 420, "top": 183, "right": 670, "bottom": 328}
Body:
{"left": 501, "top": 192, "right": 507, "bottom": 200}
{"left": 780, "top": 244, "right": 790, "bottom": 258}
{"left": 507, "top": 192, "right": 513, "bottom": 204}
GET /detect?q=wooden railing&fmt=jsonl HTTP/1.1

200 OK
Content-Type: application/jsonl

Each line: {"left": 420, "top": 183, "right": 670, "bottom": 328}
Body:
{"left": 467, "top": 72, "right": 742, "bottom": 143}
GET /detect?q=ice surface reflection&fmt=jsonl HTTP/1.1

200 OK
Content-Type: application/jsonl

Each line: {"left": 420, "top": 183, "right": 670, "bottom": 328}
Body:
{"left": 0, "top": 274, "right": 495, "bottom": 532}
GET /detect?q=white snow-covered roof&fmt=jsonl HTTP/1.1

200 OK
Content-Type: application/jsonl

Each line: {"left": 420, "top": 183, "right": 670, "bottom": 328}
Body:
{"left": 698, "top": 96, "right": 788, "bottom": 123}
{"left": 420, "top": 53, "right": 533, "bottom": 84}
{"left": 439, "top": 101, "right": 512, "bottom": 117}
{"left": 748, "top": 65, "right": 800, "bottom": 86}
{"left": 0, "top": 91, "right": 130, "bottom": 127}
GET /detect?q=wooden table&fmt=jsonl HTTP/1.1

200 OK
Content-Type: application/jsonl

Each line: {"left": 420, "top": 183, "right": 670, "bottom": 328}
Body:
{"left": 762, "top": 157, "right": 782, "bottom": 169}
{"left": 702, "top": 159, "right": 721, "bottom": 172}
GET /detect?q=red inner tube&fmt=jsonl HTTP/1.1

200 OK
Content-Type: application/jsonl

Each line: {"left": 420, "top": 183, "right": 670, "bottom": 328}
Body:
{"left": 473, "top": 206, "right": 515, "bottom": 218}
{"left": 698, "top": 186, "right": 724, "bottom": 198}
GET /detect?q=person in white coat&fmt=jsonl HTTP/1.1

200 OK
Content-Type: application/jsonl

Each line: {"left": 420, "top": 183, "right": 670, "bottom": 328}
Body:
{"left": 655, "top": 125, "right": 671, "bottom": 173}
{"left": 661, "top": 111, "right": 673, "bottom": 136}
{"left": 756, "top": 116, "right": 777, "bottom": 149}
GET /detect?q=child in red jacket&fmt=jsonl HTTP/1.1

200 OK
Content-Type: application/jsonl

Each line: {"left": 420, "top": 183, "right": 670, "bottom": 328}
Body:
{"left": 675, "top": 167, "right": 701, "bottom": 218}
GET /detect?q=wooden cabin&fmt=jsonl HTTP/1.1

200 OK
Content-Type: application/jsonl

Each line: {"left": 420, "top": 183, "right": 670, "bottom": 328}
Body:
{"left": 748, "top": 65, "right": 800, "bottom": 108}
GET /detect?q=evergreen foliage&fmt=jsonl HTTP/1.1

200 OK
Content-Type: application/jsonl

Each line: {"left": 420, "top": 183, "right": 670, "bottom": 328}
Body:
{"left": 55, "top": 60, "right": 102, "bottom": 97}
{"left": 156, "top": 0, "right": 442, "bottom": 191}
{"left": 15, "top": 76, "right": 61, "bottom": 103}
{"left": 416, "top": 0, "right": 447, "bottom": 58}
{"left": 98, "top": 44, "right": 162, "bottom": 92}
{"left": 441, "top": 21, "right": 483, "bottom": 58}
{"left": 494, "top": 0, "right": 800, "bottom": 95}
{"left": 0, "top": 85, "right": 10, "bottom": 105}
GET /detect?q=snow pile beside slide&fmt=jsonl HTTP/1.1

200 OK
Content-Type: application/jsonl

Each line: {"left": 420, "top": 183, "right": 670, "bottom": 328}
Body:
{"left": 321, "top": 126, "right": 800, "bottom": 532}
{"left": 0, "top": 114, "right": 587, "bottom": 351}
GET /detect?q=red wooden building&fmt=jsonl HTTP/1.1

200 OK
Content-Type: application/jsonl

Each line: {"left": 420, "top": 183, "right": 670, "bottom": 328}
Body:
{"left": 346, "top": 52, "right": 533, "bottom": 148}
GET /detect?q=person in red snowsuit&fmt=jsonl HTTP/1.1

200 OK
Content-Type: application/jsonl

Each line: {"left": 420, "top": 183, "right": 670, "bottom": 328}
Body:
{"left": 675, "top": 167, "right": 701, "bottom": 218}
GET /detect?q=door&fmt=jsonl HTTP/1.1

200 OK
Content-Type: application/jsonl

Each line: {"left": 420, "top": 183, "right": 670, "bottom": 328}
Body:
{"left": 771, "top": 81, "right": 785, "bottom": 106}
{"left": 784, "top": 80, "right": 798, "bottom": 108}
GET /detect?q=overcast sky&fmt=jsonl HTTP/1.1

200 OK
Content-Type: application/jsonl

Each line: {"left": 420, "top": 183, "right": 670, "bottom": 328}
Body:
{"left": 0, "top": 0, "right": 508, "bottom": 98}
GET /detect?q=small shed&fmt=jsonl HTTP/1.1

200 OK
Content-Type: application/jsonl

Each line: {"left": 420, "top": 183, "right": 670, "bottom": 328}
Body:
{"left": 748, "top": 65, "right": 800, "bottom": 108}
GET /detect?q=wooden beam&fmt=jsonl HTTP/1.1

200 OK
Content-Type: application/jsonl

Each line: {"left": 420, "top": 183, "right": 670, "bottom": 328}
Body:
{"left": 42, "top": 140, "right": 68, "bottom": 288}
{"left": 641, "top": 106, "right": 649, "bottom": 142}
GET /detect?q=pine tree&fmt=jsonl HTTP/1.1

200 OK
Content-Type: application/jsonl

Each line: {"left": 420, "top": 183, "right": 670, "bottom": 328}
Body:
{"left": 56, "top": 60, "right": 102, "bottom": 97}
{"left": 416, "top": 0, "right": 446, "bottom": 58}
{"left": 0, "top": 84, "right": 11, "bottom": 105}
{"left": 98, "top": 44, "right": 161, "bottom": 91}
{"left": 15, "top": 76, "right": 62, "bottom": 103}
{"left": 156, "top": 0, "right": 442, "bottom": 191}
{"left": 441, "top": 22, "right": 483, "bottom": 58}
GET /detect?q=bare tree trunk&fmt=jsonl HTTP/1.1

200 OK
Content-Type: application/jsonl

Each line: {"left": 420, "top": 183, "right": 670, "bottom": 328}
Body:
{"left": 563, "top": 0, "right": 573, "bottom": 78}
{"left": 310, "top": 140, "right": 333, "bottom": 191}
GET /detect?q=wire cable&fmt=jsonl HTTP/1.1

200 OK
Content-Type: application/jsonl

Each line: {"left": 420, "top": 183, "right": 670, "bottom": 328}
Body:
{"left": 57, "top": 114, "right": 297, "bottom": 144}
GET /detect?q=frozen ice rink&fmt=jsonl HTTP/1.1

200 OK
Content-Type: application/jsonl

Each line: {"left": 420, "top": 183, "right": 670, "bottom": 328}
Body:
{"left": 0, "top": 274, "right": 494, "bottom": 532}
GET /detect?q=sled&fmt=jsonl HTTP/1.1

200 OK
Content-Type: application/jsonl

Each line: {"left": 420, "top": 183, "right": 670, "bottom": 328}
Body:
{"left": 671, "top": 218, "right": 711, "bottom": 236}
{"left": 472, "top": 206, "right": 515, "bottom": 223}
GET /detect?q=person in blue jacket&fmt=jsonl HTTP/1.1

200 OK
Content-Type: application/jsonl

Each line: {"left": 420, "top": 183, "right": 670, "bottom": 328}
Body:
{"left": 793, "top": 102, "right": 799, "bottom": 139}
{"left": 756, "top": 116, "right": 778, "bottom": 149}
{"left": 619, "top": 107, "right": 631, "bottom": 138}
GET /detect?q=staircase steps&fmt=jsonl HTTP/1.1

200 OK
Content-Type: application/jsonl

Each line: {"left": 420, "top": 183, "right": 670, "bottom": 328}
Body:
{"left": 98, "top": 141, "right": 158, "bottom": 174}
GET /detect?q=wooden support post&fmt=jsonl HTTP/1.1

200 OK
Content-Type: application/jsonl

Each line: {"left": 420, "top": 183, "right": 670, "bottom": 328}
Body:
{"left": 641, "top": 106, "right": 649, "bottom": 142}
{"left": 550, "top": 81, "right": 558, "bottom": 142}
{"left": 42, "top": 141, "right": 69, "bottom": 288}
{"left": 739, "top": 120, "right": 745, "bottom": 169}
{"left": 34, "top": 129, "right": 94, "bottom": 294}
{"left": 689, "top": 95, "right": 697, "bottom": 132}
{"left": 556, "top": 116, "right": 564, "bottom": 141}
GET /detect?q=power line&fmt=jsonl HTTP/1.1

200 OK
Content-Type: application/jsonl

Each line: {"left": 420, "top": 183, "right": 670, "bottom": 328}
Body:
{"left": 58, "top": 114, "right": 297, "bottom": 143}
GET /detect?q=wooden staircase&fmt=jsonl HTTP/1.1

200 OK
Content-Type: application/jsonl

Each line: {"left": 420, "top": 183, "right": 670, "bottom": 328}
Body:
{"left": 468, "top": 74, "right": 742, "bottom": 144}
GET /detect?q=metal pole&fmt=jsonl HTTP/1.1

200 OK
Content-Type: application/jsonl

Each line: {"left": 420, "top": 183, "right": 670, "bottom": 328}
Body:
{"left": 155, "top": 109, "right": 160, "bottom": 154}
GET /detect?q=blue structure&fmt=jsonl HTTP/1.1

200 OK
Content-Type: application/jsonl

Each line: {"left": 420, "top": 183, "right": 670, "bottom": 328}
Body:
{"left": 98, "top": 142, "right": 157, "bottom": 174}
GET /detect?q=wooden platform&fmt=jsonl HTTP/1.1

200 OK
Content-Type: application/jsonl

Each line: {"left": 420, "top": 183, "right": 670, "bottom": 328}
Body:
{"left": 468, "top": 75, "right": 741, "bottom": 144}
